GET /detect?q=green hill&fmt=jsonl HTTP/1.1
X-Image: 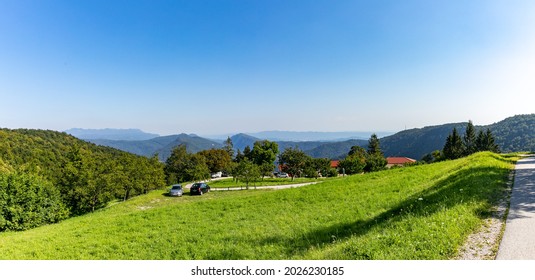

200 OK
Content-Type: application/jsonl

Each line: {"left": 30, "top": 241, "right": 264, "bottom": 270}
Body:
{"left": 284, "top": 114, "right": 535, "bottom": 159}
{"left": 380, "top": 123, "right": 467, "bottom": 159}
{"left": 380, "top": 114, "right": 535, "bottom": 159}
{"left": 90, "top": 133, "right": 223, "bottom": 161}
{"left": 488, "top": 114, "right": 535, "bottom": 153}
{"left": 82, "top": 114, "right": 535, "bottom": 161}
{"left": 0, "top": 152, "right": 515, "bottom": 259}
{"left": 0, "top": 128, "right": 166, "bottom": 229}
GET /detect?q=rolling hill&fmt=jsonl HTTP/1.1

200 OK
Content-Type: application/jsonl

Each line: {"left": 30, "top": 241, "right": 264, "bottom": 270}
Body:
{"left": 88, "top": 134, "right": 223, "bottom": 161}
{"left": 65, "top": 128, "right": 159, "bottom": 141}
{"left": 488, "top": 114, "right": 535, "bottom": 153}
{"left": 380, "top": 123, "right": 468, "bottom": 159}
{"left": 0, "top": 152, "right": 515, "bottom": 259}
{"left": 0, "top": 128, "right": 166, "bottom": 229}
{"left": 300, "top": 114, "right": 535, "bottom": 160}
{"left": 225, "top": 114, "right": 535, "bottom": 160}
{"left": 379, "top": 114, "right": 535, "bottom": 159}
{"left": 73, "top": 114, "right": 535, "bottom": 161}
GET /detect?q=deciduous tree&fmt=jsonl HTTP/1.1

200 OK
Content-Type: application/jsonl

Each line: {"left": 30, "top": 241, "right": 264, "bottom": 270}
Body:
{"left": 339, "top": 146, "right": 367, "bottom": 174}
{"left": 278, "top": 147, "right": 310, "bottom": 180}
{"left": 198, "top": 149, "right": 232, "bottom": 174}
{"left": 250, "top": 140, "right": 278, "bottom": 179}
{"left": 232, "top": 159, "right": 260, "bottom": 189}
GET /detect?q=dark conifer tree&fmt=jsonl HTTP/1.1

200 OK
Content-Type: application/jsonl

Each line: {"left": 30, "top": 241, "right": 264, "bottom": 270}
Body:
{"left": 463, "top": 120, "right": 477, "bottom": 156}
{"left": 484, "top": 129, "right": 500, "bottom": 153}
{"left": 223, "top": 136, "right": 234, "bottom": 159}
{"left": 367, "top": 133, "right": 383, "bottom": 156}
{"left": 234, "top": 149, "right": 245, "bottom": 163}
{"left": 243, "top": 145, "right": 252, "bottom": 160}
{"left": 365, "top": 134, "right": 387, "bottom": 172}
{"left": 443, "top": 128, "right": 464, "bottom": 160}
{"left": 475, "top": 130, "right": 486, "bottom": 152}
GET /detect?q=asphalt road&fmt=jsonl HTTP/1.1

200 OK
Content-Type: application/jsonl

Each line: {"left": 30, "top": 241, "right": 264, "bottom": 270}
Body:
{"left": 497, "top": 156, "right": 535, "bottom": 259}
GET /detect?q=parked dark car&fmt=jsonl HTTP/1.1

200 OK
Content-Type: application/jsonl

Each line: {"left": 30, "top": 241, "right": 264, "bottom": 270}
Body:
{"left": 189, "top": 182, "right": 210, "bottom": 195}
{"left": 168, "top": 184, "right": 183, "bottom": 197}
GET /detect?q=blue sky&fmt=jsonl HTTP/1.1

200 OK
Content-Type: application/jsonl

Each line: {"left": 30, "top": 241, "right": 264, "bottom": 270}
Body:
{"left": 1, "top": 0, "right": 534, "bottom": 136}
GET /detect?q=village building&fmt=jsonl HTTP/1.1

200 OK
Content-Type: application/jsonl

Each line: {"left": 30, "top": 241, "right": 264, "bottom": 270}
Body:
{"left": 386, "top": 157, "right": 417, "bottom": 168}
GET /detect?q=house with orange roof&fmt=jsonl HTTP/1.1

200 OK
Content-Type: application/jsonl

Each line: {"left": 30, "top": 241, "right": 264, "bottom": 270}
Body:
{"left": 386, "top": 157, "right": 416, "bottom": 168}
{"left": 330, "top": 160, "right": 340, "bottom": 168}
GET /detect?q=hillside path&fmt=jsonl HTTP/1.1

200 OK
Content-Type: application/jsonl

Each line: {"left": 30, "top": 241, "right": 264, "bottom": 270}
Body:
{"left": 184, "top": 180, "right": 319, "bottom": 191}
{"left": 210, "top": 181, "right": 320, "bottom": 191}
{"left": 497, "top": 156, "right": 535, "bottom": 259}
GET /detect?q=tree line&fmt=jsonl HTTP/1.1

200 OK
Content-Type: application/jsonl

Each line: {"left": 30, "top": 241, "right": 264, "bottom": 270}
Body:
{"left": 422, "top": 121, "right": 500, "bottom": 162}
{"left": 163, "top": 134, "right": 392, "bottom": 186}
{"left": 336, "top": 134, "right": 388, "bottom": 175}
{"left": 164, "top": 137, "right": 340, "bottom": 187}
{"left": 5, "top": 124, "right": 496, "bottom": 232}
{"left": 0, "top": 129, "right": 165, "bottom": 231}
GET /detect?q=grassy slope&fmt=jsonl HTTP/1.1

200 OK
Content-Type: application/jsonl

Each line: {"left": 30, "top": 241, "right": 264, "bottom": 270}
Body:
{"left": 208, "top": 177, "right": 323, "bottom": 188}
{"left": 0, "top": 152, "right": 516, "bottom": 260}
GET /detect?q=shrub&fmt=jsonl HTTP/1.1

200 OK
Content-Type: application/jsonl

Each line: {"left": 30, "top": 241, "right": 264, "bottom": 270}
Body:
{"left": 0, "top": 172, "right": 69, "bottom": 231}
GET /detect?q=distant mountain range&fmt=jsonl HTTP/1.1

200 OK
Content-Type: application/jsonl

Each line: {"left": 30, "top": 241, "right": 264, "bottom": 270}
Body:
{"left": 84, "top": 134, "right": 222, "bottom": 161}
{"left": 222, "top": 130, "right": 392, "bottom": 142}
{"left": 65, "top": 128, "right": 159, "bottom": 141}
{"left": 67, "top": 114, "right": 535, "bottom": 161}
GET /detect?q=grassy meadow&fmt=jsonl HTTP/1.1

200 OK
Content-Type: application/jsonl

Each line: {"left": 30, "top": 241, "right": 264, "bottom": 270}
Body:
{"left": 208, "top": 177, "right": 324, "bottom": 189}
{"left": 0, "top": 152, "right": 517, "bottom": 259}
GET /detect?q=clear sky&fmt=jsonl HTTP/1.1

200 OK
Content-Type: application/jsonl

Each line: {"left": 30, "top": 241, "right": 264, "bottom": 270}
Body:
{"left": 1, "top": 0, "right": 534, "bottom": 136}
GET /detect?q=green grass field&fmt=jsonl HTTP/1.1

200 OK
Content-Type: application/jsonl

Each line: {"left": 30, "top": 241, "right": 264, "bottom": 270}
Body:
{"left": 0, "top": 152, "right": 517, "bottom": 259}
{"left": 208, "top": 177, "right": 325, "bottom": 189}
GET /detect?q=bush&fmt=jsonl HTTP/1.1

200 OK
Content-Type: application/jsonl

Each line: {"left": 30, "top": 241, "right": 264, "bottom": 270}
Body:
{"left": 325, "top": 168, "right": 339, "bottom": 177}
{"left": 0, "top": 172, "right": 69, "bottom": 231}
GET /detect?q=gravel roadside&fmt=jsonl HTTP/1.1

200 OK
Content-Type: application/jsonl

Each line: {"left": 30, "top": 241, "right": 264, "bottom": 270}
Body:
{"left": 455, "top": 169, "right": 515, "bottom": 259}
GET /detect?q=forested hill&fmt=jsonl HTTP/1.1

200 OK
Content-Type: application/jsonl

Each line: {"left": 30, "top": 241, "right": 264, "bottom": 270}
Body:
{"left": 88, "top": 133, "right": 223, "bottom": 161}
{"left": 488, "top": 114, "right": 535, "bottom": 153}
{"left": 0, "top": 128, "right": 166, "bottom": 231}
{"left": 380, "top": 114, "right": 535, "bottom": 159}
{"left": 253, "top": 114, "right": 535, "bottom": 160}
{"left": 380, "top": 123, "right": 467, "bottom": 159}
{"left": 66, "top": 114, "right": 535, "bottom": 162}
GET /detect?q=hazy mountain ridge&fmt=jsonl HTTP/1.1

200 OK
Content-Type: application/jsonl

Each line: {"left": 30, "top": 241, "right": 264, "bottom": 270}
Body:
{"left": 70, "top": 114, "right": 535, "bottom": 161}
{"left": 65, "top": 128, "right": 159, "bottom": 141}
{"left": 88, "top": 134, "right": 223, "bottom": 161}
{"left": 380, "top": 123, "right": 468, "bottom": 159}
{"left": 246, "top": 130, "right": 392, "bottom": 142}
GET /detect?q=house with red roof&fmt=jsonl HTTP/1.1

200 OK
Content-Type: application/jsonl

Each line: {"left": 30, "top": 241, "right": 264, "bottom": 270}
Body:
{"left": 330, "top": 160, "right": 340, "bottom": 168}
{"left": 386, "top": 157, "right": 416, "bottom": 168}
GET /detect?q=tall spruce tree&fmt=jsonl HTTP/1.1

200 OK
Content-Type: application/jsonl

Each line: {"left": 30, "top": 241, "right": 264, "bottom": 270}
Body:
{"left": 223, "top": 136, "right": 234, "bottom": 159}
{"left": 365, "top": 134, "right": 387, "bottom": 172}
{"left": 484, "top": 129, "right": 500, "bottom": 153}
{"left": 476, "top": 128, "right": 500, "bottom": 153}
{"left": 367, "top": 133, "right": 383, "bottom": 156}
{"left": 463, "top": 120, "right": 477, "bottom": 156}
{"left": 443, "top": 127, "right": 464, "bottom": 160}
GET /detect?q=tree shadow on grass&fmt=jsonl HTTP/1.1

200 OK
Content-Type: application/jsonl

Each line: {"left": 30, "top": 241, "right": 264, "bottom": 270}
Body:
{"left": 254, "top": 165, "right": 511, "bottom": 259}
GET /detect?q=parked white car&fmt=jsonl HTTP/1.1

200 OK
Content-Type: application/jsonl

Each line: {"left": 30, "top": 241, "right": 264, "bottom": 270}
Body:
{"left": 277, "top": 172, "right": 290, "bottom": 178}
{"left": 211, "top": 171, "right": 222, "bottom": 178}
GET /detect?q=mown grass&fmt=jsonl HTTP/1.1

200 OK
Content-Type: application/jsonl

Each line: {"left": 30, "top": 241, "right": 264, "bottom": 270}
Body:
{"left": 208, "top": 177, "right": 328, "bottom": 188}
{"left": 0, "top": 152, "right": 516, "bottom": 259}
